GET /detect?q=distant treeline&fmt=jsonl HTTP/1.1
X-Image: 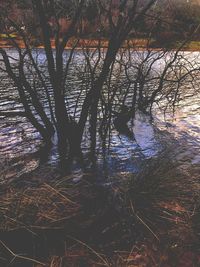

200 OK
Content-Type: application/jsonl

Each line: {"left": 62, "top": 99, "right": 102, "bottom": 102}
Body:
{"left": 0, "top": 0, "right": 200, "bottom": 43}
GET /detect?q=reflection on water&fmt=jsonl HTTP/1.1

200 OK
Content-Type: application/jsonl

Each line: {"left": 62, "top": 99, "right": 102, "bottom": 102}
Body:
{"left": 133, "top": 112, "right": 161, "bottom": 157}
{"left": 155, "top": 93, "right": 200, "bottom": 160}
{"left": 0, "top": 49, "right": 200, "bottom": 180}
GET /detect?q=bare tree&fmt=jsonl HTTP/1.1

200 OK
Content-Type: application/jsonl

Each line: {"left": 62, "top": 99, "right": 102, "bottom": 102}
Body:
{"left": 1, "top": 0, "right": 199, "bottom": 165}
{"left": 0, "top": 0, "right": 159, "bottom": 159}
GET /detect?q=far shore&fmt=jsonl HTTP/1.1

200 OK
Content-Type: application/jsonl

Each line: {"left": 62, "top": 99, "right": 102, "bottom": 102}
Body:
{"left": 0, "top": 37, "right": 200, "bottom": 51}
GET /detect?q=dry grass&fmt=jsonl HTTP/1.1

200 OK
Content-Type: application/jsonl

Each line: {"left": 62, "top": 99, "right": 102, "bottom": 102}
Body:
{"left": 0, "top": 179, "right": 81, "bottom": 231}
{"left": 127, "top": 159, "right": 195, "bottom": 231}
{"left": 0, "top": 157, "right": 199, "bottom": 267}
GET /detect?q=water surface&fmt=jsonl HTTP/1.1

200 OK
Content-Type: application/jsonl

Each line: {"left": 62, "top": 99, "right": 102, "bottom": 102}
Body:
{"left": 0, "top": 49, "right": 199, "bottom": 181}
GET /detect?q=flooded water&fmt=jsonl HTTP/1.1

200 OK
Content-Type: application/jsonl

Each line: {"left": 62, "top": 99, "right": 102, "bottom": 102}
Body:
{"left": 0, "top": 49, "right": 200, "bottom": 181}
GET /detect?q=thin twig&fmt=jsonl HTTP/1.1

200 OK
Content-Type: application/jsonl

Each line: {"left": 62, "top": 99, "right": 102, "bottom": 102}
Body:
{"left": 44, "top": 183, "right": 76, "bottom": 204}
{"left": 0, "top": 240, "right": 46, "bottom": 266}
{"left": 130, "top": 200, "right": 159, "bottom": 241}
{"left": 66, "top": 235, "right": 110, "bottom": 267}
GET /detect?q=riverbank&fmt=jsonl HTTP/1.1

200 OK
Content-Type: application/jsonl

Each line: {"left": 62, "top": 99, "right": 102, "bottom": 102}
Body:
{"left": 0, "top": 37, "right": 200, "bottom": 51}
{"left": 0, "top": 132, "right": 200, "bottom": 267}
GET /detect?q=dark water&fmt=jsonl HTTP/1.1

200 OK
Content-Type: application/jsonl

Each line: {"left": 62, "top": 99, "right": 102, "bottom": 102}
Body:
{"left": 0, "top": 49, "right": 200, "bottom": 181}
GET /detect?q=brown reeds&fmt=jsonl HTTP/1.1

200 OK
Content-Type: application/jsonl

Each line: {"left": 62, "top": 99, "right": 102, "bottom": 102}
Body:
{"left": 0, "top": 155, "right": 199, "bottom": 266}
{"left": 0, "top": 179, "right": 81, "bottom": 231}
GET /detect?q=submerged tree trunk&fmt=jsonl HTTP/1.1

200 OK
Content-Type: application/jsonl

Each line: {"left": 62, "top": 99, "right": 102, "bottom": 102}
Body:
{"left": 2, "top": 0, "right": 176, "bottom": 163}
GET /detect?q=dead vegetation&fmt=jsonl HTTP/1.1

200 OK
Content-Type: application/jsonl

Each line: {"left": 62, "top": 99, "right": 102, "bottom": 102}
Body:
{"left": 0, "top": 155, "right": 199, "bottom": 266}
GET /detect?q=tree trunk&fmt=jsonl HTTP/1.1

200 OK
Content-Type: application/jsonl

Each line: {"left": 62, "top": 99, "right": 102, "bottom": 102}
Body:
{"left": 90, "top": 94, "right": 99, "bottom": 155}
{"left": 53, "top": 91, "right": 69, "bottom": 159}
